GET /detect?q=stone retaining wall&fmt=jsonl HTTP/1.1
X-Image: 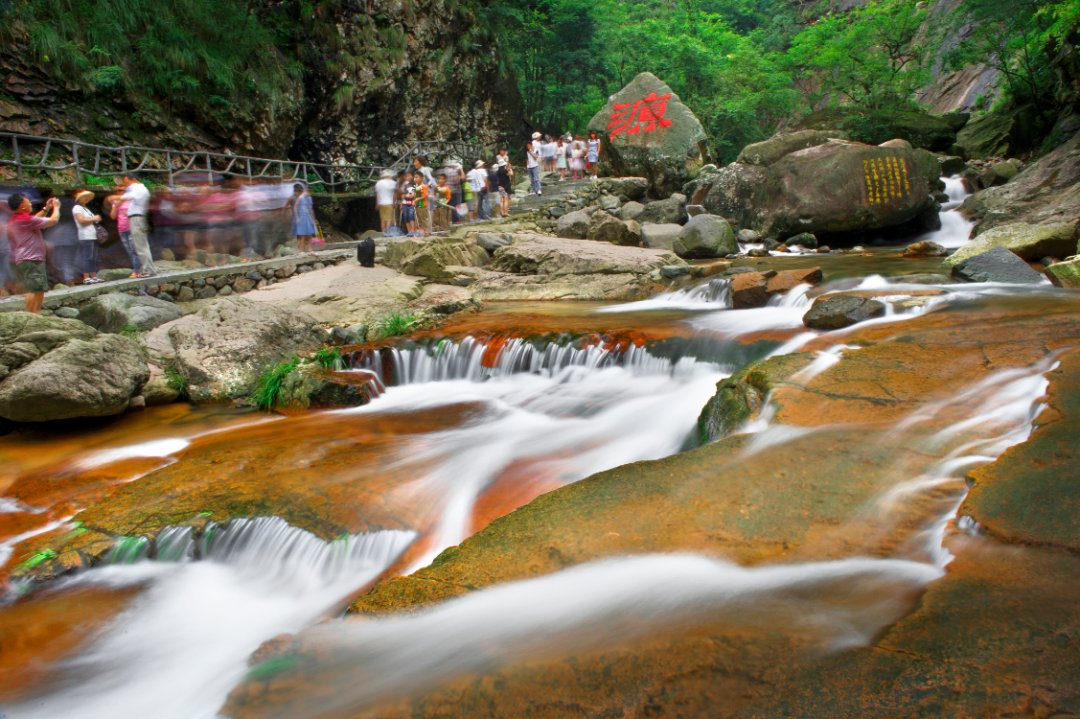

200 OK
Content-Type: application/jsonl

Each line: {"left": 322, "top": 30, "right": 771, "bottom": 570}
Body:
{"left": 0, "top": 245, "right": 359, "bottom": 315}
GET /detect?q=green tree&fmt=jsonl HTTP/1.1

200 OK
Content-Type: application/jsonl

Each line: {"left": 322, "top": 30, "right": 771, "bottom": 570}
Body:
{"left": 786, "top": 0, "right": 930, "bottom": 109}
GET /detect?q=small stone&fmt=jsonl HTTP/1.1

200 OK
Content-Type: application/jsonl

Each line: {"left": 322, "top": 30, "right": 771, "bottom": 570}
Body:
{"left": 660, "top": 265, "right": 691, "bottom": 279}
{"left": 218, "top": 285, "right": 234, "bottom": 297}
{"left": 232, "top": 278, "right": 256, "bottom": 293}
{"left": 737, "top": 229, "right": 762, "bottom": 243}
{"left": 313, "top": 262, "right": 325, "bottom": 270}
{"left": 803, "top": 295, "right": 887, "bottom": 329}
{"left": 194, "top": 286, "right": 217, "bottom": 300}
{"left": 127, "top": 395, "right": 147, "bottom": 411}
{"left": 157, "top": 292, "right": 174, "bottom": 303}
{"left": 902, "top": 241, "right": 948, "bottom": 257}
{"left": 787, "top": 232, "right": 818, "bottom": 249}
{"left": 817, "top": 246, "right": 832, "bottom": 253}
{"left": 245, "top": 270, "right": 262, "bottom": 281}
{"left": 298, "top": 265, "right": 313, "bottom": 273}
{"left": 176, "top": 286, "right": 195, "bottom": 302}
{"left": 54, "top": 306, "right": 80, "bottom": 319}
{"left": 747, "top": 248, "right": 769, "bottom": 257}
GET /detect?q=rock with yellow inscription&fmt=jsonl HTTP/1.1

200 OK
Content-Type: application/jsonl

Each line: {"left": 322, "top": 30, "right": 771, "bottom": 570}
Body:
{"left": 700, "top": 135, "right": 938, "bottom": 238}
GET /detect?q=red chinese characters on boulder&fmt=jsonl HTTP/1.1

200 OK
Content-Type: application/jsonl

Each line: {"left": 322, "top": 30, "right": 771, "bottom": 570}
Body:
{"left": 607, "top": 91, "right": 674, "bottom": 139}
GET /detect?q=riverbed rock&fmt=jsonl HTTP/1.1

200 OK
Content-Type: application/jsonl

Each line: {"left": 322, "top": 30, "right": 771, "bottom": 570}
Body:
{"left": 803, "top": 295, "right": 887, "bottom": 330}
{"left": 944, "top": 221, "right": 1078, "bottom": 266}
{"left": 902, "top": 240, "right": 948, "bottom": 257}
{"left": 586, "top": 72, "right": 709, "bottom": 196}
{"left": 0, "top": 313, "right": 148, "bottom": 422}
{"left": 587, "top": 212, "right": 642, "bottom": 246}
{"left": 475, "top": 233, "right": 512, "bottom": 253}
{"left": 619, "top": 201, "right": 645, "bottom": 222}
{"left": 1046, "top": 257, "right": 1080, "bottom": 288}
{"left": 474, "top": 234, "right": 681, "bottom": 301}
{"left": 960, "top": 133, "right": 1080, "bottom": 232}
{"left": 949, "top": 246, "right": 1046, "bottom": 284}
{"left": 145, "top": 297, "right": 325, "bottom": 402}
{"left": 786, "top": 232, "right": 818, "bottom": 249}
{"left": 673, "top": 214, "right": 737, "bottom": 259}
{"left": 276, "top": 364, "right": 377, "bottom": 411}
{"left": 640, "top": 223, "right": 683, "bottom": 251}
{"left": 638, "top": 193, "right": 688, "bottom": 225}
{"left": 730, "top": 272, "right": 768, "bottom": 309}
{"left": 555, "top": 208, "right": 594, "bottom": 239}
{"left": 380, "top": 238, "right": 489, "bottom": 283}
{"left": 78, "top": 292, "right": 183, "bottom": 334}
{"left": 702, "top": 137, "right": 938, "bottom": 239}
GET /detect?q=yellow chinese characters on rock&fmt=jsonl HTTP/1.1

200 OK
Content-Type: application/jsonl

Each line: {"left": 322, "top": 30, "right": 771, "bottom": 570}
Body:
{"left": 863, "top": 153, "right": 912, "bottom": 206}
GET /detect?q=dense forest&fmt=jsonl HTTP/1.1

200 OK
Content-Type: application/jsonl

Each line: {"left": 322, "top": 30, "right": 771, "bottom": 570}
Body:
{"left": 0, "top": 0, "right": 1077, "bottom": 161}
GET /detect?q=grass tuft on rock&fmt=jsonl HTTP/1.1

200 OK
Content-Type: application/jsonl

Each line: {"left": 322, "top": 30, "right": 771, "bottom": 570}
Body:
{"left": 252, "top": 356, "right": 300, "bottom": 411}
{"left": 312, "top": 346, "right": 343, "bottom": 370}
{"left": 372, "top": 312, "right": 421, "bottom": 340}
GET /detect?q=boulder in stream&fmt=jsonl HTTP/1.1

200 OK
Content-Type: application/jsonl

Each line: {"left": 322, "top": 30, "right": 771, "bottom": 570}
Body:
{"left": 803, "top": 294, "right": 887, "bottom": 330}
{"left": 673, "top": 214, "right": 737, "bottom": 259}
{"left": 944, "top": 221, "right": 1078, "bottom": 266}
{"left": 0, "top": 313, "right": 149, "bottom": 422}
{"left": 949, "top": 246, "right": 1046, "bottom": 284}
{"left": 1046, "top": 257, "right": 1080, "bottom": 288}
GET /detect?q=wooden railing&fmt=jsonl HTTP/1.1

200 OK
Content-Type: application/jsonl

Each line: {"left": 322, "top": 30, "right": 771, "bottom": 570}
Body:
{"left": 0, "top": 132, "right": 489, "bottom": 194}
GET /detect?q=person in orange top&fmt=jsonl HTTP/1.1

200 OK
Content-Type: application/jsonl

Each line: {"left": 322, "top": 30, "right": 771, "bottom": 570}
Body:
{"left": 433, "top": 174, "right": 452, "bottom": 232}
{"left": 414, "top": 179, "right": 431, "bottom": 237}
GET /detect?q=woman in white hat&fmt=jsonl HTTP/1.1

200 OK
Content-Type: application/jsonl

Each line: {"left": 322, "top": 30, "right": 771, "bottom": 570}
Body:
{"left": 526, "top": 131, "right": 543, "bottom": 196}
{"left": 373, "top": 169, "right": 398, "bottom": 232}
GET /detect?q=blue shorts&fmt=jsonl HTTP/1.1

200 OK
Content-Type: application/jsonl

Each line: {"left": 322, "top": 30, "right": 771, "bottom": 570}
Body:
{"left": 401, "top": 205, "right": 415, "bottom": 222}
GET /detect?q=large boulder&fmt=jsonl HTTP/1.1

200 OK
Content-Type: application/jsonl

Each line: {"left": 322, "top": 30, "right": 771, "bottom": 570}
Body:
{"left": 960, "top": 134, "right": 1080, "bottom": 233}
{"left": 145, "top": 297, "right": 326, "bottom": 402}
{"left": 803, "top": 295, "right": 887, "bottom": 330}
{"left": 78, "top": 292, "right": 183, "bottom": 333}
{"left": 949, "top": 246, "right": 1046, "bottom": 284}
{"left": 672, "top": 214, "right": 737, "bottom": 259}
{"left": 587, "top": 212, "right": 642, "bottom": 246}
{"left": 702, "top": 137, "right": 939, "bottom": 238}
{"left": 944, "top": 222, "right": 1078, "bottom": 267}
{"left": 638, "top": 193, "right": 688, "bottom": 225}
{"left": 381, "top": 238, "right": 488, "bottom": 282}
{"left": 556, "top": 208, "right": 595, "bottom": 239}
{"left": 640, "top": 223, "right": 683, "bottom": 251}
{"left": 586, "top": 72, "right": 709, "bottom": 196}
{"left": 0, "top": 313, "right": 148, "bottom": 422}
{"left": 954, "top": 105, "right": 1040, "bottom": 159}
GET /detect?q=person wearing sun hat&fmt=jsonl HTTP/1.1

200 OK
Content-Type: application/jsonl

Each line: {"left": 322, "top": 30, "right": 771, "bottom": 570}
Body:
{"left": 374, "top": 169, "right": 398, "bottom": 232}
{"left": 526, "top": 131, "right": 542, "bottom": 196}
{"left": 72, "top": 189, "right": 104, "bottom": 284}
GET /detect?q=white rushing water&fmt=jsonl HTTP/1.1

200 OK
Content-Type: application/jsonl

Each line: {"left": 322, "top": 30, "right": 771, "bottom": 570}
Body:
{"left": 237, "top": 354, "right": 1058, "bottom": 719}
{"left": 8, "top": 520, "right": 415, "bottom": 719}
{"left": 913, "top": 175, "right": 975, "bottom": 249}
{"left": 346, "top": 338, "right": 728, "bottom": 568}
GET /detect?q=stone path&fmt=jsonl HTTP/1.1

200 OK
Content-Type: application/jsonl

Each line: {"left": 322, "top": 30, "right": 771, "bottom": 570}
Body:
{"left": 509, "top": 177, "right": 594, "bottom": 216}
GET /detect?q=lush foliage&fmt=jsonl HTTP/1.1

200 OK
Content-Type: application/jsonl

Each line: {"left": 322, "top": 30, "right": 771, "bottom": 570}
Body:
{"left": 252, "top": 356, "right": 300, "bottom": 411}
{"left": 490, "top": 0, "right": 1079, "bottom": 161}
{"left": 0, "top": 0, "right": 301, "bottom": 127}
{"left": 947, "top": 0, "right": 1080, "bottom": 111}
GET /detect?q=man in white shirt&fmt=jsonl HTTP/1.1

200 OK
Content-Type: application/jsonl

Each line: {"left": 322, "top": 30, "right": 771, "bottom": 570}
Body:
{"left": 374, "top": 170, "right": 398, "bottom": 231}
{"left": 526, "top": 131, "right": 542, "bottom": 196}
{"left": 121, "top": 173, "right": 156, "bottom": 276}
{"left": 466, "top": 161, "right": 489, "bottom": 220}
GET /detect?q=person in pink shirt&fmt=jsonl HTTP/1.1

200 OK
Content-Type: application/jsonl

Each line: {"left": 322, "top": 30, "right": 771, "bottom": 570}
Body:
{"left": 106, "top": 189, "right": 139, "bottom": 277}
{"left": 7, "top": 192, "right": 60, "bottom": 314}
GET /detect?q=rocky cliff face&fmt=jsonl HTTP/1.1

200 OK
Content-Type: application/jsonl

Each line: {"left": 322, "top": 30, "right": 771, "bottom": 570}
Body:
{"left": 0, "top": 0, "right": 521, "bottom": 165}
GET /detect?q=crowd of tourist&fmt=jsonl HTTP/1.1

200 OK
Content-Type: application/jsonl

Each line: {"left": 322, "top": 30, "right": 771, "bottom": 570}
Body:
{"left": 373, "top": 131, "right": 602, "bottom": 237}
{"left": 1, "top": 130, "right": 606, "bottom": 310}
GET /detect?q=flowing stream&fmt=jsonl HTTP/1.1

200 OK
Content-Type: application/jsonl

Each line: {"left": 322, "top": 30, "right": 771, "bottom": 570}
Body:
{"left": 0, "top": 183, "right": 1072, "bottom": 717}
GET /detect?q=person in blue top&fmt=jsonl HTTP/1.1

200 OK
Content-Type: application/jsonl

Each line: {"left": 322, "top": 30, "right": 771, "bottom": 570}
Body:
{"left": 286, "top": 183, "right": 316, "bottom": 254}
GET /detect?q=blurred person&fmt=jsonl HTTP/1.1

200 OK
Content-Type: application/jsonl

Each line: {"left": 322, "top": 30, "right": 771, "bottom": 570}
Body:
{"left": 120, "top": 172, "right": 156, "bottom": 276}
{"left": 105, "top": 185, "right": 139, "bottom": 276}
{"left": 496, "top": 154, "right": 513, "bottom": 216}
{"left": 44, "top": 192, "right": 78, "bottom": 285}
{"left": 412, "top": 156, "right": 435, "bottom": 189}
{"left": 72, "top": 189, "right": 104, "bottom": 284}
{"left": 587, "top": 130, "right": 602, "bottom": 179}
{"left": 486, "top": 162, "right": 502, "bottom": 218}
{"left": 467, "top": 160, "right": 488, "bottom": 221}
{"left": 0, "top": 200, "right": 13, "bottom": 296}
{"left": 433, "top": 174, "right": 452, "bottom": 232}
{"left": 400, "top": 172, "right": 417, "bottom": 235}
{"left": 7, "top": 192, "right": 60, "bottom": 313}
{"left": 570, "top": 135, "right": 585, "bottom": 180}
{"left": 286, "top": 183, "right": 316, "bottom": 253}
{"left": 542, "top": 135, "right": 558, "bottom": 173}
{"left": 526, "top": 131, "right": 542, "bottom": 195}
{"left": 374, "top": 170, "right": 397, "bottom": 232}
{"left": 414, "top": 175, "right": 431, "bottom": 236}
{"left": 555, "top": 136, "right": 568, "bottom": 180}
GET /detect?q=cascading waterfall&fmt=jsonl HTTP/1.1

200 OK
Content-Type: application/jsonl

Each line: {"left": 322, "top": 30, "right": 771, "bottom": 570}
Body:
{"left": 595, "top": 277, "right": 733, "bottom": 312}
{"left": 9, "top": 520, "right": 415, "bottom": 719}
{"left": 913, "top": 175, "right": 975, "bottom": 249}
{"left": 228, "top": 356, "right": 1058, "bottom": 719}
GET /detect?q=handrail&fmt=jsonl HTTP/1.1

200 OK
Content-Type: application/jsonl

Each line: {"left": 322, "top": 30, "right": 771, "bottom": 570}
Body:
{"left": 0, "top": 132, "right": 492, "bottom": 194}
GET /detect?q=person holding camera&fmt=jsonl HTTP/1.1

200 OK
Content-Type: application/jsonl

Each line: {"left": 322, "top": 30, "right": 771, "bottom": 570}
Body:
{"left": 7, "top": 193, "right": 60, "bottom": 314}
